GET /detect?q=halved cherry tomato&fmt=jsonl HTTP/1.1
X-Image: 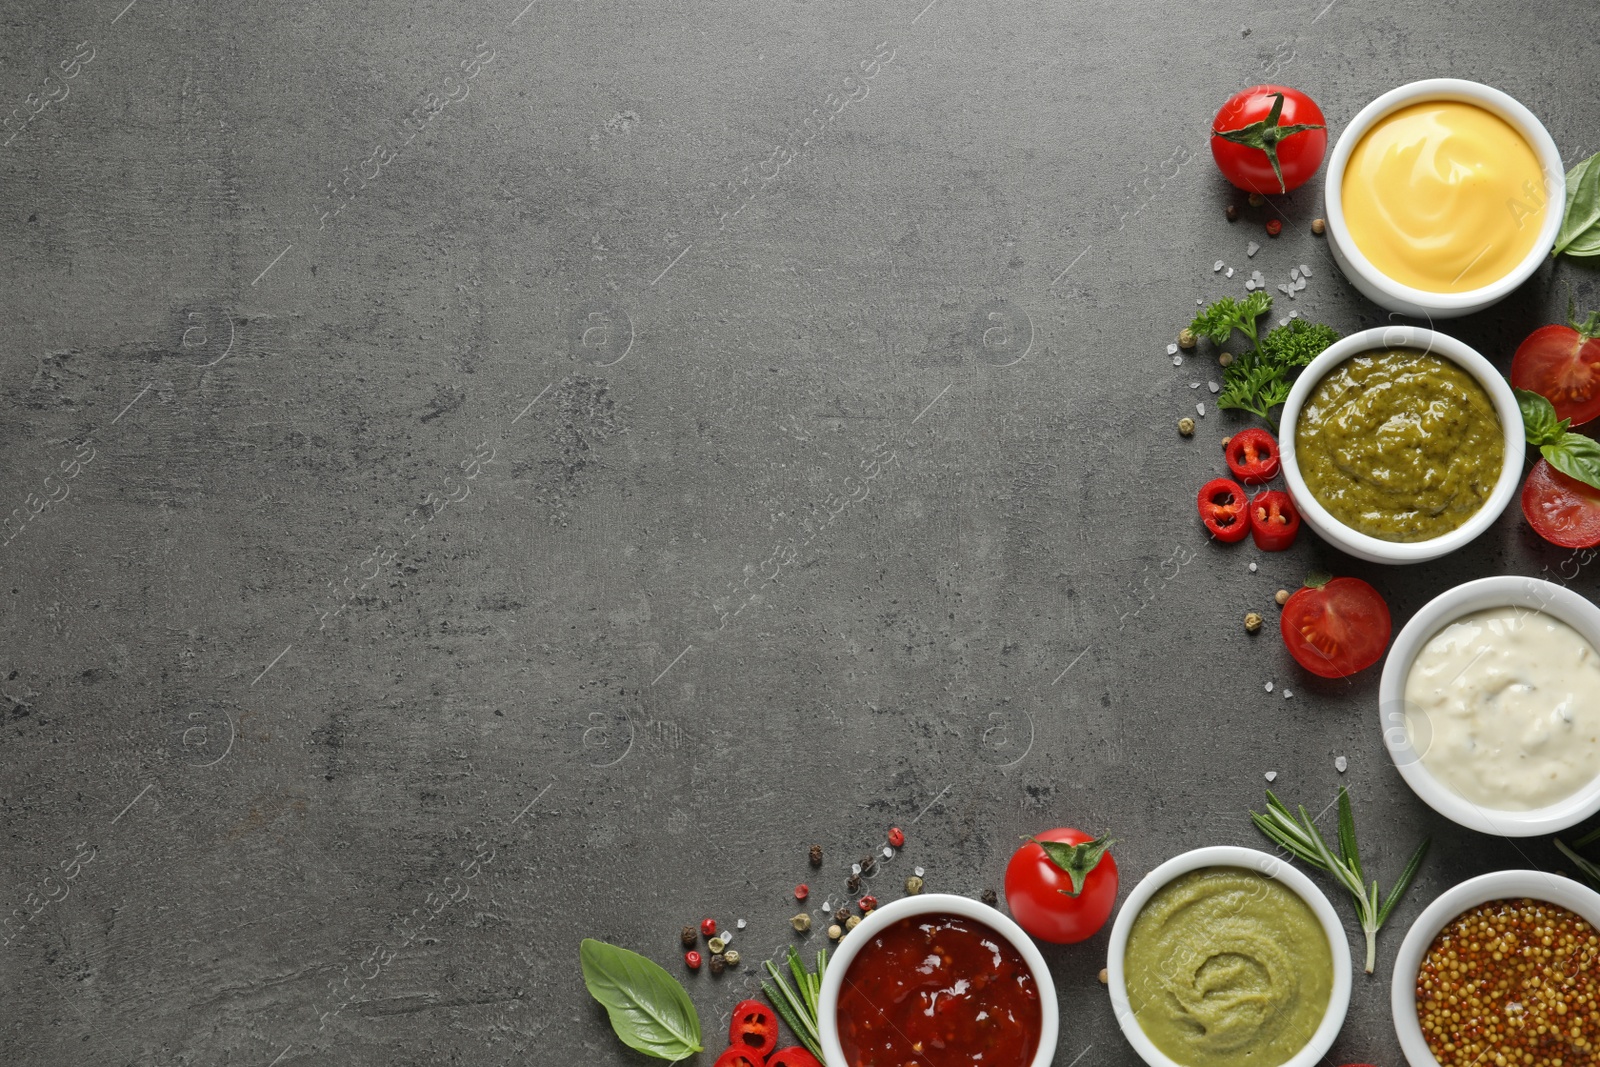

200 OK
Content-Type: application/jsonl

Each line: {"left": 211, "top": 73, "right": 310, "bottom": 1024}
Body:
{"left": 1281, "top": 575, "right": 1391, "bottom": 679}
{"left": 1226, "top": 428, "right": 1281, "bottom": 484}
{"left": 713, "top": 1049, "right": 765, "bottom": 1067}
{"left": 728, "top": 1000, "right": 779, "bottom": 1060}
{"left": 767, "top": 1049, "right": 824, "bottom": 1067}
{"left": 1249, "top": 490, "right": 1300, "bottom": 550}
{"left": 1198, "top": 478, "right": 1250, "bottom": 542}
{"left": 1510, "top": 311, "right": 1600, "bottom": 427}
{"left": 1211, "top": 85, "right": 1327, "bottom": 194}
{"left": 1522, "top": 458, "right": 1600, "bottom": 548}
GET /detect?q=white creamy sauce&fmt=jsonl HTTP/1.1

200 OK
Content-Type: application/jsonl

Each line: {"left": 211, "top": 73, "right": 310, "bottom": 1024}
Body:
{"left": 1404, "top": 606, "right": 1600, "bottom": 810}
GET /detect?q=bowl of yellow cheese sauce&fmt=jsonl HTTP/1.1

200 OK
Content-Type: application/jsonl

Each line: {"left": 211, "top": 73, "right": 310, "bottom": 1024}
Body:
{"left": 1325, "top": 80, "right": 1564, "bottom": 318}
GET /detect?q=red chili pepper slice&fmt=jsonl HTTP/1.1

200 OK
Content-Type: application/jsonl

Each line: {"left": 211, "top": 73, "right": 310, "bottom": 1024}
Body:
{"left": 1198, "top": 478, "right": 1250, "bottom": 542}
{"left": 1250, "top": 489, "right": 1301, "bottom": 550}
{"left": 767, "top": 1049, "right": 824, "bottom": 1067}
{"left": 727, "top": 999, "right": 779, "bottom": 1059}
{"left": 713, "top": 1049, "right": 767, "bottom": 1067}
{"left": 1225, "top": 428, "right": 1281, "bottom": 484}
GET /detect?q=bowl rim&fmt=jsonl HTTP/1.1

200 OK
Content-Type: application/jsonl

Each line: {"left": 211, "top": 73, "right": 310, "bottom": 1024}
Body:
{"left": 1105, "top": 845, "right": 1353, "bottom": 1067}
{"left": 1378, "top": 575, "right": 1600, "bottom": 836}
{"left": 815, "top": 891, "right": 1060, "bottom": 1067}
{"left": 1278, "top": 325, "right": 1525, "bottom": 565}
{"left": 1390, "top": 870, "right": 1600, "bottom": 1067}
{"left": 1324, "top": 77, "right": 1565, "bottom": 311}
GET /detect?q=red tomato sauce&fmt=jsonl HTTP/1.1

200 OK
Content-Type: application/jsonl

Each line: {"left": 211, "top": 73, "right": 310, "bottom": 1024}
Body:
{"left": 835, "top": 912, "right": 1042, "bottom": 1067}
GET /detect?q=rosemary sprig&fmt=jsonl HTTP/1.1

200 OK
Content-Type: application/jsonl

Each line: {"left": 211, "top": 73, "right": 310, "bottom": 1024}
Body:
{"left": 1251, "top": 787, "right": 1430, "bottom": 974}
{"left": 761, "top": 946, "right": 828, "bottom": 1059}
{"left": 1555, "top": 834, "right": 1600, "bottom": 889}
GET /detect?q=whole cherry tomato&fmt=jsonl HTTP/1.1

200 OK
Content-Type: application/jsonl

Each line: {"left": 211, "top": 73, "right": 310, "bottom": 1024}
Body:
{"left": 1226, "top": 428, "right": 1281, "bottom": 484}
{"left": 1249, "top": 490, "right": 1300, "bottom": 551}
{"left": 1198, "top": 477, "right": 1250, "bottom": 542}
{"left": 1211, "top": 85, "right": 1327, "bottom": 195}
{"left": 1511, "top": 309, "right": 1600, "bottom": 427}
{"left": 1281, "top": 574, "right": 1391, "bottom": 679}
{"left": 1003, "top": 828, "right": 1118, "bottom": 944}
{"left": 1522, "top": 458, "right": 1600, "bottom": 548}
{"left": 727, "top": 1000, "right": 778, "bottom": 1059}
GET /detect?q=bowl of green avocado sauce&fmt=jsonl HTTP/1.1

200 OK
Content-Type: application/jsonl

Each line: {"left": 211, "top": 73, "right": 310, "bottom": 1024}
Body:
{"left": 1108, "top": 847, "right": 1351, "bottom": 1067}
{"left": 1280, "top": 327, "right": 1524, "bottom": 564}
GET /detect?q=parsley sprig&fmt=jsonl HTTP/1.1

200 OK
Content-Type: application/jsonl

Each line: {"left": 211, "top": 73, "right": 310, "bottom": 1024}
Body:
{"left": 1190, "top": 293, "right": 1339, "bottom": 427}
{"left": 1190, "top": 291, "right": 1273, "bottom": 349}
{"left": 1252, "top": 787, "right": 1430, "bottom": 975}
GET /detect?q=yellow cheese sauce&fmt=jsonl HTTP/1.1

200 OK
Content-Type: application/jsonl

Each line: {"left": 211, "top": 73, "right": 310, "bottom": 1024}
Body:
{"left": 1341, "top": 100, "right": 1546, "bottom": 293}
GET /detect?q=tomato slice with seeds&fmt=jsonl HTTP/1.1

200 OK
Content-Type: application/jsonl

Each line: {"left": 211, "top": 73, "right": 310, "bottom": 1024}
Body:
{"left": 767, "top": 1049, "right": 824, "bottom": 1067}
{"left": 1226, "top": 428, "right": 1281, "bottom": 485}
{"left": 1198, "top": 477, "right": 1250, "bottom": 542}
{"left": 1281, "top": 575, "right": 1391, "bottom": 679}
{"left": 713, "top": 1049, "right": 766, "bottom": 1067}
{"left": 1521, "top": 458, "right": 1600, "bottom": 548}
{"left": 727, "top": 1000, "right": 779, "bottom": 1060}
{"left": 1510, "top": 313, "right": 1600, "bottom": 427}
{"left": 1249, "top": 490, "right": 1300, "bottom": 551}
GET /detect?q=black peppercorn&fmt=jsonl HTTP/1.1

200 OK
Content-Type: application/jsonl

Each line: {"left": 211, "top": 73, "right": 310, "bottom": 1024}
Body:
{"left": 834, "top": 907, "right": 850, "bottom": 923}
{"left": 860, "top": 855, "right": 875, "bottom": 874}
{"left": 808, "top": 844, "right": 823, "bottom": 867}
{"left": 1225, "top": 204, "right": 1239, "bottom": 222}
{"left": 846, "top": 874, "right": 860, "bottom": 893}
{"left": 709, "top": 953, "right": 726, "bottom": 976}
{"left": 680, "top": 925, "right": 697, "bottom": 947}
{"left": 980, "top": 888, "right": 998, "bottom": 906}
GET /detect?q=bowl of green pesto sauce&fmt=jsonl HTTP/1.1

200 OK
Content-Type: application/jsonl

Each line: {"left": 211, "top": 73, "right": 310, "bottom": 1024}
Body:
{"left": 1107, "top": 846, "right": 1352, "bottom": 1067}
{"left": 1279, "top": 326, "right": 1524, "bottom": 564}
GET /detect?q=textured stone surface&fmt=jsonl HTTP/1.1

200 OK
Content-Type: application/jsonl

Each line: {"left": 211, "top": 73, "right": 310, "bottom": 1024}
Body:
{"left": 2, "top": 0, "right": 1598, "bottom": 1063}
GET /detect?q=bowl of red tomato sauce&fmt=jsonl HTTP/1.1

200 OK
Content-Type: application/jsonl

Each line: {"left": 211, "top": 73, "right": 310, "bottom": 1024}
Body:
{"left": 816, "top": 892, "right": 1059, "bottom": 1067}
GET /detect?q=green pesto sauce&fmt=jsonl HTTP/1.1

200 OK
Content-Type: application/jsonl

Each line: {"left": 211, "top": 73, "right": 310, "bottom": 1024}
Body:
{"left": 1294, "top": 349, "right": 1504, "bottom": 542}
{"left": 1124, "top": 868, "right": 1333, "bottom": 1067}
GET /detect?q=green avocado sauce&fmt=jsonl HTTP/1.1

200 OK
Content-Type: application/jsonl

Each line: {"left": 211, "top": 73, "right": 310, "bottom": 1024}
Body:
{"left": 1294, "top": 349, "right": 1503, "bottom": 542}
{"left": 1124, "top": 867, "right": 1334, "bottom": 1067}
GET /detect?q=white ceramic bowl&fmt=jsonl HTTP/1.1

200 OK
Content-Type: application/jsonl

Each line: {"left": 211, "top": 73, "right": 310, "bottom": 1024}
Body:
{"left": 1324, "top": 78, "right": 1564, "bottom": 318}
{"left": 1391, "top": 869, "right": 1600, "bottom": 1067}
{"left": 816, "top": 891, "right": 1058, "bottom": 1067}
{"left": 1379, "top": 575, "right": 1600, "bottom": 836}
{"left": 1106, "top": 846, "right": 1352, "bottom": 1067}
{"left": 1278, "top": 325, "right": 1524, "bottom": 564}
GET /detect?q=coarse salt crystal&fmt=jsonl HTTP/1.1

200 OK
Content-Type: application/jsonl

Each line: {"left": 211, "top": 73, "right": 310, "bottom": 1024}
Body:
{"left": 1251, "top": 271, "right": 1265, "bottom": 285}
{"left": 1248, "top": 562, "right": 1258, "bottom": 572}
{"left": 1173, "top": 355, "right": 1183, "bottom": 366}
{"left": 1289, "top": 309, "right": 1300, "bottom": 318}
{"left": 1196, "top": 402, "right": 1206, "bottom": 416}
{"left": 1245, "top": 280, "right": 1256, "bottom": 291}
{"left": 1167, "top": 343, "right": 1179, "bottom": 355}
{"left": 1208, "top": 381, "right": 1219, "bottom": 393}
{"left": 1299, "top": 264, "right": 1312, "bottom": 276}
{"left": 1265, "top": 771, "right": 1277, "bottom": 782}
{"left": 913, "top": 866, "right": 925, "bottom": 877}
{"left": 1247, "top": 241, "right": 1261, "bottom": 257}
{"left": 851, "top": 863, "right": 861, "bottom": 875}
{"left": 1283, "top": 689, "right": 1293, "bottom": 699}
{"left": 1214, "top": 260, "right": 1225, "bottom": 272}
{"left": 737, "top": 919, "right": 747, "bottom": 929}
{"left": 1190, "top": 382, "right": 1201, "bottom": 389}
{"left": 1225, "top": 267, "right": 1235, "bottom": 278}
{"left": 882, "top": 846, "right": 893, "bottom": 858}
{"left": 1290, "top": 268, "right": 1301, "bottom": 281}
{"left": 818, "top": 905, "right": 829, "bottom": 914}
{"left": 1279, "top": 316, "right": 1291, "bottom": 326}
{"left": 1265, "top": 681, "right": 1274, "bottom": 692}
{"left": 1277, "top": 284, "right": 1293, "bottom": 297}
{"left": 1335, "top": 755, "right": 1349, "bottom": 773}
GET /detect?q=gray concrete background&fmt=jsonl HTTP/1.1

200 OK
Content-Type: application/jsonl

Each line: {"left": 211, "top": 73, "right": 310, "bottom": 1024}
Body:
{"left": 2, "top": 0, "right": 1599, "bottom": 1063}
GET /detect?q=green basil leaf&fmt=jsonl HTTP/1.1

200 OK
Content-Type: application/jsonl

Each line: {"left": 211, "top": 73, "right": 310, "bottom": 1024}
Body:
{"left": 1556, "top": 152, "right": 1600, "bottom": 258}
{"left": 1516, "top": 388, "right": 1566, "bottom": 445}
{"left": 580, "top": 939, "right": 703, "bottom": 1060}
{"left": 1543, "top": 435, "right": 1600, "bottom": 493}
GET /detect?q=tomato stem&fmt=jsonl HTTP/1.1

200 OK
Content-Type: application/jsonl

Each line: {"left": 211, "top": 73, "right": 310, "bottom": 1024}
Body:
{"left": 1029, "top": 833, "right": 1115, "bottom": 898}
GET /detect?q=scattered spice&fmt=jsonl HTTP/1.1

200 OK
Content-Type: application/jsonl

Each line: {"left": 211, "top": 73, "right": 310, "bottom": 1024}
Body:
{"left": 1275, "top": 588, "right": 1290, "bottom": 606}
{"left": 1248, "top": 191, "right": 1266, "bottom": 207}
{"left": 700, "top": 918, "right": 717, "bottom": 938}
{"left": 1245, "top": 611, "right": 1263, "bottom": 633}
{"left": 858, "top": 895, "right": 878, "bottom": 913}
{"left": 905, "top": 875, "right": 924, "bottom": 895}
{"left": 723, "top": 949, "right": 741, "bottom": 967}
{"left": 1219, "top": 351, "right": 1234, "bottom": 367}
{"left": 980, "top": 888, "right": 999, "bottom": 906}
{"left": 846, "top": 874, "right": 861, "bottom": 893}
{"left": 828, "top": 923, "right": 843, "bottom": 940}
{"left": 1178, "top": 417, "right": 1195, "bottom": 436}
{"left": 794, "top": 884, "right": 808, "bottom": 902}
{"left": 1220, "top": 435, "right": 1232, "bottom": 450}
{"left": 685, "top": 950, "right": 703, "bottom": 970}
{"left": 834, "top": 906, "right": 850, "bottom": 923}
{"left": 1226, "top": 204, "right": 1240, "bottom": 221}
{"left": 1098, "top": 968, "right": 1109, "bottom": 985}
{"left": 1311, "top": 217, "right": 1326, "bottom": 234}
{"left": 790, "top": 913, "right": 811, "bottom": 933}
{"left": 680, "top": 925, "right": 698, "bottom": 947}
{"left": 1178, "top": 327, "right": 1197, "bottom": 350}
{"left": 845, "top": 915, "right": 862, "bottom": 931}
{"left": 808, "top": 843, "right": 823, "bottom": 867}
{"left": 859, "top": 855, "right": 876, "bottom": 874}
{"left": 707, "top": 936, "right": 728, "bottom": 954}
{"left": 887, "top": 826, "right": 905, "bottom": 848}
{"left": 709, "top": 953, "right": 726, "bottom": 976}
{"left": 1265, "top": 218, "right": 1282, "bottom": 237}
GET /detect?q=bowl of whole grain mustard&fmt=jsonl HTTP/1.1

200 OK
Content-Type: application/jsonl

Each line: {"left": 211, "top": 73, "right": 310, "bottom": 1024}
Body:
{"left": 1279, "top": 326, "right": 1524, "bottom": 564}
{"left": 1391, "top": 870, "right": 1600, "bottom": 1067}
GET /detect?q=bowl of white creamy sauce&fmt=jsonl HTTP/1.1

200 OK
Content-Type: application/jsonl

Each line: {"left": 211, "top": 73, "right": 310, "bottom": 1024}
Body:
{"left": 1380, "top": 576, "right": 1600, "bottom": 836}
